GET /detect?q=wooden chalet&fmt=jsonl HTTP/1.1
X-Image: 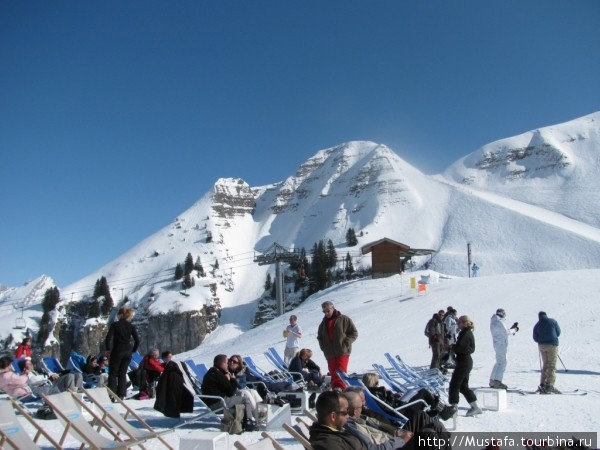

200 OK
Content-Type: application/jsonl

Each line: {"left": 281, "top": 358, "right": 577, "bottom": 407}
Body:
{"left": 361, "top": 238, "right": 435, "bottom": 278}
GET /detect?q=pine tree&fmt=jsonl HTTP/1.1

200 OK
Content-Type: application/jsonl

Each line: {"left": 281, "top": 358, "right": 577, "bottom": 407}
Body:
{"left": 89, "top": 299, "right": 101, "bottom": 318}
{"left": 213, "top": 259, "right": 219, "bottom": 269}
{"left": 182, "top": 273, "right": 193, "bottom": 289}
{"left": 310, "top": 240, "right": 328, "bottom": 293}
{"left": 38, "top": 287, "right": 61, "bottom": 345}
{"left": 101, "top": 295, "right": 113, "bottom": 315}
{"left": 264, "top": 273, "right": 272, "bottom": 291}
{"left": 174, "top": 263, "right": 184, "bottom": 280}
{"left": 184, "top": 252, "right": 194, "bottom": 276}
{"left": 195, "top": 257, "right": 205, "bottom": 277}
{"left": 326, "top": 239, "right": 337, "bottom": 268}
{"left": 93, "top": 277, "right": 113, "bottom": 315}
{"left": 345, "top": 252, "right": 355, "bottom": 277}
{"left": 42, "top": 287, "right": 60, "bottom": 313}
{"left": 206, "top": 231, "right": 213, "bottom": 243}
{"left": 346, "top": 228, "right": 358, "bottom": 246}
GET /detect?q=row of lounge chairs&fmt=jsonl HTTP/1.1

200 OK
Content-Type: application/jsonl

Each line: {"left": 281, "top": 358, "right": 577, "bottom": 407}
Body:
{"left": 0, "top": 386, "right": 174, "bottom": 449}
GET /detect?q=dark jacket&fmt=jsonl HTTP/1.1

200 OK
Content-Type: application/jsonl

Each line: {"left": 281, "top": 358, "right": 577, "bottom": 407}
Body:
{"left": 309, "top": 422, "right": 366, "bottom": 450}
{"left": 154, "top": 361, "right": 193, "bottom": 418}
{"left": 201, "top": 366, "right": 238, "bottom": 408}
{"left": 104, "top": 319, "right": 140, "bottom": 353}
{"left": 425, "top": 315, "right": 444, "bottom": 345}
{"left": 533, "top": 313, "right": 561, "bottom": 346}
{"left": 317, "top": 310, "right": 358, "bottom": 359}
{"left": 453, "top": 328, "right": 475, "bottom": 357}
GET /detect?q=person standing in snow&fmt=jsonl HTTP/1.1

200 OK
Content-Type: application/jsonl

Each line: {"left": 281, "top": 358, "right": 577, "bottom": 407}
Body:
{"left": 425, "top": 310, "right": 445, "bottom": 369}
{"left": 489, "top": 308, "right": 519, "bottom": 389}
{"left": 533, "top": 311, "right": 561, "bottom": 394}
{"left": 105, "top": 307, "right": 140, "bottom": 399}
{"left": 317, "top": 300, "right": 358, "bottom": 391}
{"left": 445, "top": 315, "right": 482, "bottom": 417}
{"left": 283, "top": 315, "right": 303, "bottom": 366}
{"left": 443, "top": 307, "right": 459, "bottom": 367}
{"left": 471, "top": 263, "right": 479, "bottom": 277}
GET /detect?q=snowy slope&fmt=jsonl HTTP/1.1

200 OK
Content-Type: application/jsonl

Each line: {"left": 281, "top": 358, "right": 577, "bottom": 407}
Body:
{"left": 444, "top": 111, "right": 600, "bottom": 227}
{"left": 0, "top": 275, "right": 55, "bottom": 344}
{"left": 10, "top": 269, "right": 600, "bottom": 449}
{"left": 181, "top": 269, "right": 600, "bottom": 437}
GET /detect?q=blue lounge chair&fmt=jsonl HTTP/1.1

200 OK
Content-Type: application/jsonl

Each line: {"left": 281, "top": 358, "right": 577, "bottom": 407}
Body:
{"left": 266, "top": 347, "right": 288, "bottom": 371}
{"left": 11, "top": 358, "right": 25, "bottom": 374}
{"left": 372, "top": 363, "right": 428, "bottom": 401}
{"left": 41, "top": 356, "right": 65, "bottom": 375}
{"left": 337, "top": 370, "right": 412, "bottom": 427}
{"left": 384, "top": 353, "right": 445, "bottom": 390}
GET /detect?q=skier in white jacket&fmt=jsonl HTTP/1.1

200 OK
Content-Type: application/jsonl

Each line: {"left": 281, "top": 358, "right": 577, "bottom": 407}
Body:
{"left": 489, "top": 308, "right": 519, "bottom": 389}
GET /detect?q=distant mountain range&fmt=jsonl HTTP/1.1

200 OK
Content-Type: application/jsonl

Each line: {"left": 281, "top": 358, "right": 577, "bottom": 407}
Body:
{"left": 2, "top": 111, "right": 599, "bottom": 349}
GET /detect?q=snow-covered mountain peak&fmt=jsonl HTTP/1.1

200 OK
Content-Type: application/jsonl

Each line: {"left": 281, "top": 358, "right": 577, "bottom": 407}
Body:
{"left": 443, "top": 110, "right": 600, "bottom": 227}
{"left": 445, "top": 111, "right": 600, "bottom": 185}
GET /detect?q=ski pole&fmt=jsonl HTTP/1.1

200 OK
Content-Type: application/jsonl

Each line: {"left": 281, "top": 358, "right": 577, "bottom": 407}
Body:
{"left": 557, "top": 354, "right": 568, "bottom": 372}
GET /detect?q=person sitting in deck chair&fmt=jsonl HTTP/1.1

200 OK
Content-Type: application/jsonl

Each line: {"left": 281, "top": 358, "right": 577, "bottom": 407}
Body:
{"left": 343, "top": 390, "right": 412, "bottom": 449}
{"left": 83, "top": 355, "right": 109, "bottom": 387}
{"left": 361, "top": 372, "right": 452, "bottom": 420}
{"left": 0, "top": 355, "right": 32, "bottom": 398}
{"left": 201, "top": 354, "right": 260, "bottom": 431}
{"left": 19, "top": 358, "right": 83, "bottom": 396}
{"left": 289, "top": 348, "right": 325, "bottom": 388}
{"left": 345, "top": 386, "right": 452, "bottom": 447}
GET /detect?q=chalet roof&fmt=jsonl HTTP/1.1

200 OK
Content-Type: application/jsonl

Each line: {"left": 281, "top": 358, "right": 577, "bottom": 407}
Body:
{"left": 361, "top": 237, "right": 435, "bottom": 256}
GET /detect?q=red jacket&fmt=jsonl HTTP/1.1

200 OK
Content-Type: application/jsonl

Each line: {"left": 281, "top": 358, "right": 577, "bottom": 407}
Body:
{"left": 15, "top": 344, "right": 31, "bottom": 359}
{"left": 144, "top": 356, "right": 165, "bottom": 373}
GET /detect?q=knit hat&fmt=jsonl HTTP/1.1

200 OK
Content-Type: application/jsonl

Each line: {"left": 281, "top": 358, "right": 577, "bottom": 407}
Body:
{"left": 496, "top": 308, "right": 506, "bottom": 318}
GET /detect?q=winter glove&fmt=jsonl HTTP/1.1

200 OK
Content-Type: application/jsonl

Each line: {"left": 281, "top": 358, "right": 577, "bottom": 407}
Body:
{"left": 510, "top": 322, "right": 519, "bottom": 331}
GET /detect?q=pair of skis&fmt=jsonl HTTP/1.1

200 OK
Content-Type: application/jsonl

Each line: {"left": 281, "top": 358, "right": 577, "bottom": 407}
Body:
{"left": 506, "top": 388, "right": 587, "bottom": 396}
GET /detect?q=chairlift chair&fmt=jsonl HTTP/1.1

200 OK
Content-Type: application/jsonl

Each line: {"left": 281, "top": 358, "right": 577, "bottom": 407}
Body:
{"left": 13, "top": 305, "right": 26, "bottom": 329}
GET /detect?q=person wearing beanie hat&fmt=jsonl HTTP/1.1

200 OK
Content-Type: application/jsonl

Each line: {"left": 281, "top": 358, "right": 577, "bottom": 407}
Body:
{"left": 533, "top": 311, "right": 561, "bottom": 394}
{"left": 489, "top": 308, "right": 519, "bottom": 389}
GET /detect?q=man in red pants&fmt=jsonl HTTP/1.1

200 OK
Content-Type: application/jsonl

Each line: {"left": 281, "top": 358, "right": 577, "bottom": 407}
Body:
{"left": 317, "top": 300, "right": 358, "bottom": 390}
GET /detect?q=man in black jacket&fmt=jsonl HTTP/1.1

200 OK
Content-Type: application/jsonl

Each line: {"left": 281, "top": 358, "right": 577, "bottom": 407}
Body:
{"left": 201, "top": 354, "right": 257, "bottom": 429}
{"left": 309, "top": 390, "right": 365, "bottom": 450}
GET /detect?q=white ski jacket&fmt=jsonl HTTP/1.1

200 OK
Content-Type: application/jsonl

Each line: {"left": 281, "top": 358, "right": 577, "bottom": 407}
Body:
{"left": 490, "top": 313, "right": 515, "bottom": 349}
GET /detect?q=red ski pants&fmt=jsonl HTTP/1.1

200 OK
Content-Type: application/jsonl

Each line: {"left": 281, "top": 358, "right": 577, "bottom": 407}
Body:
{"left": 327, "top": 354, "right": 350, "bottom": 390}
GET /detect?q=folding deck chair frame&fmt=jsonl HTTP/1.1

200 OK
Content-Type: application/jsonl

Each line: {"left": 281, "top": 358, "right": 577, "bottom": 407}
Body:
{"left": 42, "top": 390, "right": 146, "bottom": 449}
{"left": 0, "top": 397, "right": 62, "bottom": 450}
{"left": 81, "top": 386, "right": 174, "bottom": 449}
{"left": 233, "top": 431, "right": 286, "bottom": 450}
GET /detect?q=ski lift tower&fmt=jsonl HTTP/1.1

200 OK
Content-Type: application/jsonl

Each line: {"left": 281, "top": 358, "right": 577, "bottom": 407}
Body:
{"left": 254, "top": 243, "right": 299, "bottom": 316}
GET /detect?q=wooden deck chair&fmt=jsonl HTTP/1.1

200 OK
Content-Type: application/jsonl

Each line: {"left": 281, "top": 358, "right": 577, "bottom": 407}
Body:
{"left": 303, "top": 408, "right": 317, "bottom": 423}
{"left": 0, "top": 398, "right": 62, "bottom": 450}
{"left": 282, "top": 422, "right": 313, "bottom": 450}
{"left": 233, "top": 431, "right": 286, "bottom": 450}
{"left": 81, "top": 387, "right": 174, "bottom": 449}
{"left": 295, "top": 416, "right": 313, "bottom": 436}
{"left": 42, "top": 391, "right": 144, "bottom": 449}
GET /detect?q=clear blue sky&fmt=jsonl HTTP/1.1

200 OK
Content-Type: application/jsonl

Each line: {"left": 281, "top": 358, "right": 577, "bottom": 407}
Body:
{"left": 1, "top": 1, "right": 599, "bottom": 288}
